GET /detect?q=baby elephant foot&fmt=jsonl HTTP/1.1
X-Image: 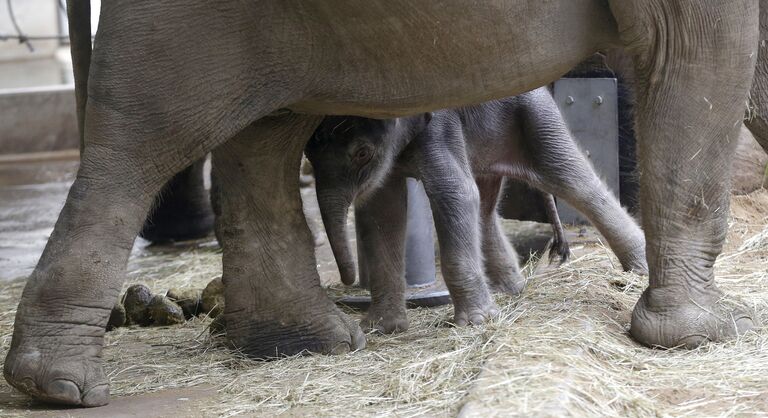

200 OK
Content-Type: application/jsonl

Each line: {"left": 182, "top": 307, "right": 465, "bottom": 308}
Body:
{"left": 487, "top": 271, "right": 526, "bottom": 296}
{"left": 617, "top": 239, "right": 649, "bottom": 275}
{"left": 361, "top": 306, "right": 409, "bottom": 334}
{"left": 620, "top": 252, "right": 649, "bottom": 275}
{"left": 452, "top": 294, "right": 500, "bottom": 327}
{"left": 4, "top": 319, "right": 110, "bottom": 407}
{"left": 630, "top": 286, "right": 756, "bottom": 348}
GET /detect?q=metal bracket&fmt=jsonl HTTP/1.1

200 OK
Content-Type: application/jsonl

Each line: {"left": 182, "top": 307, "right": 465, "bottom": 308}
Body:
{"left": 554, "top": 78, "right": 620, "bottom": 225}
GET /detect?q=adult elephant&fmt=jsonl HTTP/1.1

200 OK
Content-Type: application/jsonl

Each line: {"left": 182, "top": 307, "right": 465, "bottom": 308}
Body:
{"left": 4, "top": 0, "right": 758, "bottom": 407}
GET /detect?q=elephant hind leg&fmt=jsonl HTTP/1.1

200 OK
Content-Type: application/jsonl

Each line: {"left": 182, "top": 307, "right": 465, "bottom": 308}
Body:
{"left": 609, "top": 0, "right": 758, "bottom": 348}
{"left": 501, "top": 89, "right": 647, "bottom": 274}
{"left": 214, "top": 114, "right": 365, "bottom": 357}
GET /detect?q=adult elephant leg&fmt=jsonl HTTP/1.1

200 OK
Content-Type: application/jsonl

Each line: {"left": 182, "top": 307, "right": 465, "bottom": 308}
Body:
{"left": 355, "top": 174, "right": 409, "bottom": 334}
{"left": 3, "top": 102, "right": 217, "bottom": 407}
{"left": 214, "top": 114, "right": 366, "bottom": 357}
{"left": 745, "top": 2, "right": 768, "bottom": 154}
{"left": 609, "top": 0, "right": 758, "bottom": 348}
{"left": 140, "top": 159, "right": 214, "bottom": 243}
{"left": 475, "top": 176, "right": 525, "bottom": 295}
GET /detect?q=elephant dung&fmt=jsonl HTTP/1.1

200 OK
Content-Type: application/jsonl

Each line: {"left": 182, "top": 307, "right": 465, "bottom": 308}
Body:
{"left": 124, "top": 284, "right": 154, "bottom": 326}
{"left": 106, "top": 303, "right": 126, "bottom": 331}
{"left": 167, "top": 288, "right": 202, "bottom": 319}
{"left": 147, "top": 295, "right": 185, "bottom": 326}
{"left": 201, "top": 277, "right": 224, "bottom": 318}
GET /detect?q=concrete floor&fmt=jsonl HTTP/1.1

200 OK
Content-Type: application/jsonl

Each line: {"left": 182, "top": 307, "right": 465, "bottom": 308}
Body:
{"left": 0, "top": 156, "right": 78, "bottom": 281}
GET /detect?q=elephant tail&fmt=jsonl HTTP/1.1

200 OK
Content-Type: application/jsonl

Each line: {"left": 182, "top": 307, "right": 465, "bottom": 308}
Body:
{"left": 66, "top": 0, "right": 92, "bottom": 154}
{"left": 544, "top": 192, "right": 570, "bottom": 265}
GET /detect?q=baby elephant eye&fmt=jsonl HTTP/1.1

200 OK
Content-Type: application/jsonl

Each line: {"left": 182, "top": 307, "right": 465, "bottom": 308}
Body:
{"left": 353, "top": 147, "right": 373, "bottom": 164}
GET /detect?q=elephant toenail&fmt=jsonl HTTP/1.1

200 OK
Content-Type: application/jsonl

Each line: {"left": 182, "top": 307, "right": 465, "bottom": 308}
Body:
{"left": 734, "top": 316, "right": 756, "bottom": 334}
{"left": 329, "top": 341, "right": 351, "bottom": 355}
{"left": 82, "top": 384, "right": 110, "bottom": 407}
{"left": 18, "top": 377, "right": 37, "bottom": 392}
{"left": 45, "top": 379, "right": 81, "bottom": 404}
{"left": 677, "top": 334, "right": 710, "bottom": 349}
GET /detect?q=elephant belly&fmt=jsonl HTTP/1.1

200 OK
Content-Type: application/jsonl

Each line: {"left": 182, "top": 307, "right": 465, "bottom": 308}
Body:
{"left": 292, "top": 0, "right": 619, "bottom": 117}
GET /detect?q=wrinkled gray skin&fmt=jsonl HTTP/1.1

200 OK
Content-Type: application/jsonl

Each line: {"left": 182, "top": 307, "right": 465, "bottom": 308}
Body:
{"left": 746, "top": 4, "right": 768, "bottom": 154}
{"left": 4, "top": 0, "right": 758, "bottom": 407}
{"left": 306, "top": 88, "right": 648, "bottom": 333}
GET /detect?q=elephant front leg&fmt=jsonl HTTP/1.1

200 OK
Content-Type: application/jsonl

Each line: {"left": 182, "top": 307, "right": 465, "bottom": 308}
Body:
{"left": 355, "top": 175, "right": 409, "bottom": 334}
{"left": 610, "top": 0, "right": 758, "bottom": 348}
{"left": 420, "top": 144, "right": 498, "bottom": 326}
{"left": 475, "top": 176, "right": 526, "bottom": 295}
{"left": 214, "top": 114, "right": 365, "bottom": 357}
{"left": 4, "top": 103, "right": 205, "bottom": 407}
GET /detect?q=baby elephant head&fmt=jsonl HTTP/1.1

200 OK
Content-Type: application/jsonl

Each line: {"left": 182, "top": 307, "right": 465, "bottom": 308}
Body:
{"left": 305, "top": 114, "right": 431, "bottom": 285}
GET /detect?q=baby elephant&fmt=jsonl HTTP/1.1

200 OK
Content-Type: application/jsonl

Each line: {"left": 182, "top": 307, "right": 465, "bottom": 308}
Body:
{"left": 306, "top": 87, "right": 647, "bottom": 333}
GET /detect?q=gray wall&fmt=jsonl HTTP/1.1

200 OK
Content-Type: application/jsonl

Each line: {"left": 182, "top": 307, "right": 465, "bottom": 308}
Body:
{"left": 0, "top": 86, "right": 77, "bottom": 154}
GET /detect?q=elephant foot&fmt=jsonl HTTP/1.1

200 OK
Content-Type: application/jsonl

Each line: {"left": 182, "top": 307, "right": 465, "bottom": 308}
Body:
{"left": 225, "top": 296, "right": 366, "bottom": 358}
{"left": 361, "top": 305, "right": 409, "bottom": 334}
{"left": 486, "top": 271, "right": 526, "bottom": 296}
{"left": 4, "top": 316, "right": 109, "bottom": 406}
{"left": 630, "top": 286, "right": 756, "bottom": 348}
{"left": 452, "top": 291, "right": 500, "bottom": 327}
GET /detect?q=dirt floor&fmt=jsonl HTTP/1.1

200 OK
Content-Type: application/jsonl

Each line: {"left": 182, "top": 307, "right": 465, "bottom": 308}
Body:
{"left": 0, "top": 156, "right": 767, "bottom": 417}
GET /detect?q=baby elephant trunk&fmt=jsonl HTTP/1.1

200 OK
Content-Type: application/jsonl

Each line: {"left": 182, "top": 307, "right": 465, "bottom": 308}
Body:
{"left": 317, "top": 190, "right": 357, "bottom": 285}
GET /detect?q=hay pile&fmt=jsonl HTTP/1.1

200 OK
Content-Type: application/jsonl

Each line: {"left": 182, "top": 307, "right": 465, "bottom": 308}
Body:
{"left": 0, "top": 190, "right": 767, "bottom": 416}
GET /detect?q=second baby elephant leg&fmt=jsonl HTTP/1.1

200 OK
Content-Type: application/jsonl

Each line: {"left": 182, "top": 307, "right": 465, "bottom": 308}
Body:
{"left": 355, "top": 174, "right": 410, "bottom": 334}
{"left": 475, "top": 176, "right": 526, "bottom": 295}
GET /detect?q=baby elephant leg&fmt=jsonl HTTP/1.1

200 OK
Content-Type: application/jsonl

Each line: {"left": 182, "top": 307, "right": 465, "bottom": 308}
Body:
{"left": 517, "top": 93, "right": 647, "bottom": 274}
{"left": 355, "top": 174, "right": 410, "bottom": 334}
{"left": 475, "top": 176, "right": 526, "bottom": 295}
{"left": 420, "top": 137, "right": 498, "bottom": 326}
